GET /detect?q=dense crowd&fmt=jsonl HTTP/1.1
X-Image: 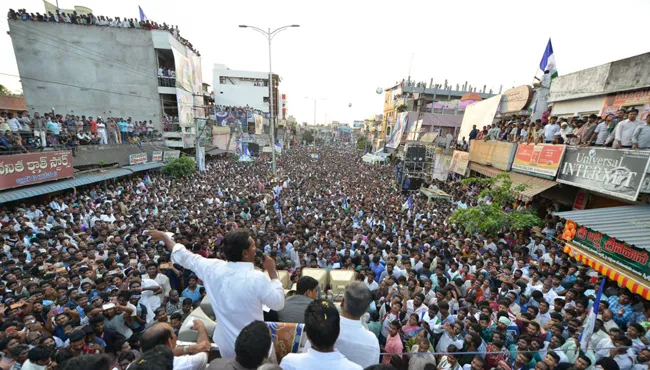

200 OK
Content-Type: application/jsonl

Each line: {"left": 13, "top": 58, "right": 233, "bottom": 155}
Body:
{"left": 7, "top": 9, "right": 200, "bottom": 55}
{"left": 0, "top": 144, "right": 649, "bottom": 370}
{"left": 463, "top": 107, "right": 650, "bottom": 150}
{"left": 0, "top": 110, "right": 158, "bottom": 153}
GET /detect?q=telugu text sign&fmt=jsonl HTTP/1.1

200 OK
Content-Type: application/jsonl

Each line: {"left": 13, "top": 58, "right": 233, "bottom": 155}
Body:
{"left": 129, "top": 153, "right": 148, "bottom": 165}
{"left": 557, "top": 147, "right": 650, "bottom": 201}
{"left": 0, "top": 151, "right": 74, "bottom": 191}
{"left": 152, "top": 151, "right": 163, "bottom": 162}
{"left": 563, "top": 220, "right": 650, "bottom": 280}
{"left": 512, "top": 144, "right": 565, "bottom": 178}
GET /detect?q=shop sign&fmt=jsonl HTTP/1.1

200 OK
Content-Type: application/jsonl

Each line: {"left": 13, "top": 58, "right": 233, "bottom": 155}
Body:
{"left": 500, "top": 85, "right": 533, "bottom": 114}
{"left": 562, "top": 220, "right": 650, "bottom": 280}
{"left": 601, "top": 89, "right": 650, "bottom": 119}
{"left": 557, "top": 147, "right": 650, "bottom": 201}
{"left": 152, "top": 151, "right": 163, "bottom": 162}
{"left": 129, "top": 153, "right": 148, "bottom": 165}
{"left": 512, "top": 144, "right": 566, "bottom": 179}
{"left": 0, "top": 151, "right": 73, "bottom": 191}
{"left": 163, "top": 150, "right": 181, "bottom": 162}
{"left": 450, "top": 150, "right": 470, "bottom": 176}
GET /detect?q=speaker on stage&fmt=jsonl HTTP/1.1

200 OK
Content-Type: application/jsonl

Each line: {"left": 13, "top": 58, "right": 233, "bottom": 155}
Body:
{"left": 406, "top": 146, "right": 426, "bottom": 161}
{"left": 408, "top": 177, "right": 424, "bottom": 190}
{"left": 248, "top": 143, "right": 260, "bottom": 157}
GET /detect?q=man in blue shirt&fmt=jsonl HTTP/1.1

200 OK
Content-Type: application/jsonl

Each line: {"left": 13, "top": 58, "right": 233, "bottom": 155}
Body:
{"left": 118, "top": 119, "right": 128, "bottom": 143}
{"left": 608, "top": 290, "right": 634, "bottom": 327}
{"left": 369, "top": 256, "right": 384, "bottom": 283}
{"left": 181, "top": 274, "right": 202, "bottom": 303}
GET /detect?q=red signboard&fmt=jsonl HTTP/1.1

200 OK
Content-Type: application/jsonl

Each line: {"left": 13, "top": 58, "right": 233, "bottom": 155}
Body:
{"left": 511, "top": 144, "right": 566, "bottom": 179}
{"left": 0, "top": 151, "right": 74, "bottom": 191}
{"left": 573, "top": 190, "right": 588, "bottom": 210}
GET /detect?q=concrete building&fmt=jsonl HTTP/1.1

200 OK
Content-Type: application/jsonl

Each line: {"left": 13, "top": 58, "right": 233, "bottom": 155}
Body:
{"left": 548, "top": 52, "right": 650, "bottom": 119}
{"left": 7, "top": 19, "right": 204, "bottom": 148}
{"left": 379, "top": 78, "right": 497, "bottom": 148}
{"left": 212, "top": 64, "right": 282, "bottom": 118}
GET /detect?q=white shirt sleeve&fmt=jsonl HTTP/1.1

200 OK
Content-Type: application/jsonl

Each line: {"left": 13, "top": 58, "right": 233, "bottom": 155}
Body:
{"left": 257, "top": 273, "right": 285, "bottom": 311}
{"left": 171, "top": 243, "right": 224, "bottom": 278}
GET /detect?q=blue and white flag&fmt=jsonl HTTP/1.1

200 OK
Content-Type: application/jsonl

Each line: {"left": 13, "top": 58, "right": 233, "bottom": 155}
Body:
{"left": 138, "top": 6, "right": 148, "bottom": 21}
{"left": 274, "top": 198, "right": 284, "bottom": 226}
{"left": 407, "top": 196, "right": 414, "bottom": 210}
{"left": 342, "top": 196, "right": 348, "bottom": 210}
{"left": 143, "top": 171, "right": 152, "bottom": 186}
{"left": 579, "top": 278, "right": 606, "bottom": 350}
{"left": 539, "top": 38, "right": 558, "bottom": 78}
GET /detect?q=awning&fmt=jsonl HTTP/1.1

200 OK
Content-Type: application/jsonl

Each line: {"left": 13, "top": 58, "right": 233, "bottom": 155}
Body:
{"left": 563, "top": 244, "right": 650, "bottom": 300}
{"left": 124, "top": 162, "right": 163, "bottom": 172}
{"left": 469, "top": 163, "right": 557, "bottom": 201}
{"left": 0, "top": 168, "right": 132, "bottom": 203}
{"left": 554, "top": 205, "right": 650, "bottom": 252}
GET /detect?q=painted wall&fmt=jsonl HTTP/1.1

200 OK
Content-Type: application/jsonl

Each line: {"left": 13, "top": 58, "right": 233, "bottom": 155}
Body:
{"left": 9, "top": 21, "right": 162, "bottom": 128}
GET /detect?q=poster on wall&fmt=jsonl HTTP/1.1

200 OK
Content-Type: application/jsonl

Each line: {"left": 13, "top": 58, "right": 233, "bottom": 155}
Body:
{"left": 450, "top": 150, "right": 470, "bottom": 176}
{"left": 386, "top": 112, "right": 408, "bottom": 148}
{"left": 172, "top": 48, "right": 192, "bottom": 92}
{"left": 176, "top": 88, "right": 195, "bottom": 127}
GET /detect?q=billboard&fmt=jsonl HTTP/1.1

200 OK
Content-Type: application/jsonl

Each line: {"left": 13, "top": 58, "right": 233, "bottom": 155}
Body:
{"left": 163, "top": 150, "right": 181, "bottom": 162}
{"left": 469, "top": 140, "right": 517, "bottom": 171}
{"left": 557, "top": 147, "right": 650, "bottom": 201}
{"left": 458, "top": 94, "right": 501, "bottom": 145}
{"left": 152, "top": 151, "right": 163, "bottom": 162}
{"left": 512, "top": 144, "right": 566, "bottom": 179}
{"left": 0, "top": 151, "right": 73, "bottom": 191}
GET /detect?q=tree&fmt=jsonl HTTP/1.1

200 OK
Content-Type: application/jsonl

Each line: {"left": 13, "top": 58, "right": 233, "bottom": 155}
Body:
{"left": 302, "top": 130, "right": 314, "bottom": 144}
{"left": 396, "top": 104, "right": 408, "bottom": 113}
{"left": 448, "top": 173, "right": 541, "bottom": 236}
{"left": 162, "top": 155, "right": 196, "bottom": 178}
{"left": 356, "top": 136, "right": 368, "bottom": 150}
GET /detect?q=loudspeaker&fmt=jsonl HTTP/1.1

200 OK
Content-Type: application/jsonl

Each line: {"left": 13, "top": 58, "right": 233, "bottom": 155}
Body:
{"left": 408, "top": 177, "right": 424, "bottom": 190}
{"left": 406, "top": 145, "right": 426, "bottom": 161}
{"left": 248, "top": 143, "right": 260, "bottom": 157}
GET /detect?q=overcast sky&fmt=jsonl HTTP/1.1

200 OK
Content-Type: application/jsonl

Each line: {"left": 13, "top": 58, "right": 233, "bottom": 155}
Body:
{"left": 2, "top": 0, "right": 649, "bottom": 125}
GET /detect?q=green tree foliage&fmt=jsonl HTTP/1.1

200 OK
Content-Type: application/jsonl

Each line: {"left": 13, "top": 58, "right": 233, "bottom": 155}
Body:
{"left": 356, "top": 136, "right": 368, "bottom": 150}
{"left": 448, "top": 173, "right": 541, "bottom": 236}
{"left": 396, "top": 104, "right": 408, "bottom": 113}
{"left": 302, "top": 130, "right": 314, "bottom": 144}
{"left": 162, "top": 155, "right": 196, "bottom": 178}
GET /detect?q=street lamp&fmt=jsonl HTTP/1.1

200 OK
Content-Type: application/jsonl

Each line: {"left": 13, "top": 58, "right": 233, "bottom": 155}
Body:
{"left": 305, "top": 97, "right": 326, "bottom": 127}
{"left": 239, "top": 24, "right": 300, "bottom": 176}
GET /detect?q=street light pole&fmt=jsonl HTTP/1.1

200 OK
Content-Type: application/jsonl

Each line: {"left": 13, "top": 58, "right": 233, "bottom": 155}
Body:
{"left": 239, "top": 24, "right": 299, "bottom": 177}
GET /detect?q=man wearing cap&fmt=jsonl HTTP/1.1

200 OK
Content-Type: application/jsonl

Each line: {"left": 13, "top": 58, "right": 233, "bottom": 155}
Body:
{"left": 103, "top": 299, "right": 134, "bottom": 339}
{"left": 148, "top": 229, "right": 284, "bottom": 358}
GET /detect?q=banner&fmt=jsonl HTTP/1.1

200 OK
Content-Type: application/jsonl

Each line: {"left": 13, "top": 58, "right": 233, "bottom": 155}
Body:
{"left": 172, "top": 48, "right": 192, "bottom": 92}
{"left": 512, "top": 144, "right": 566, "bottom": 179}
{"left": 450, "top": 150, "right": 470, "bottom": 176}
{"left": 215, "top": 107, "right": 248, "bottom": 131}
{"left": 176, "top": 88, "right": 194, "bottom": 127}
{"left": 254, "top": 114, "right": 264, "bottom": 134}
{"left": 0, "top": 151, "right": 73, "bottom": 191}
{"left": 468, "top": 140, "right": 517, "bottom": 171}
{"left": 163, "top": 150, "right": 181, "bottom": 162}
{"left": 129, "top": 153, "right": 148, "bottom": 165}
{"left": 196, "top": 146, "right": 206, "bottom": 172}
{"left": 557, "top": 147, "right": 650, "bottom": 201}
{"left": 563, "top": 220, "right": 650, "bottom": 280}
{"left": 152, "top": 151, "right": 163, "bottom": 162}
{"left": 386, "top": 112, "right": 408, "bottom": 148}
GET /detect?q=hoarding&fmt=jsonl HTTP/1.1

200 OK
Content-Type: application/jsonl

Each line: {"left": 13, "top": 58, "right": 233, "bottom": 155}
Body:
{"left": 557, "top": 147, "right": 650, "bottom": 201}
{"left": 512, "top": 144, "right": 566, "bottom": 179}
{"left": 129, "top": 153, "right": 148, "bottom": 165}
{"left": 468, "top": 140, "right": 517, "bottom": 171}
{"left": 450, "top": 150, "right": 470, "bottom": 176}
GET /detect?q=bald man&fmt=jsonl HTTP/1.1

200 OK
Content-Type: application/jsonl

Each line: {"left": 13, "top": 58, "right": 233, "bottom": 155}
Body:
{"left": 141, "top": 320, "right": 210, "bottom": 370}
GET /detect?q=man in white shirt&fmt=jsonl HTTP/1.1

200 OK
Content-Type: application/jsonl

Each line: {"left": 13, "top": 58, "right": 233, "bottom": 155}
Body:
{"left": 282, "top": 299, "right": 362, "bottom": 370}
{"left": 141, "top": 320, "right": 210, "bottom": 370}
{"left": 207, "top": 321, "right": 271, "bottom": 370}
{"left": 303, "top": 282, "right": 379, "bottom": 368}
{"left": 146, "top": 262, "right": 172, "bottom": 297}
{"left": 364, "top": 271, "right": 379, "bottom": 291}
{"left": 150, "top": 229, "right": 285, "bottom": 358}
{"left": 543, "top": 117, "right": 560, "bottom": 143}
{"left": 614, "top": 108, "right": 642, "bottom": 148}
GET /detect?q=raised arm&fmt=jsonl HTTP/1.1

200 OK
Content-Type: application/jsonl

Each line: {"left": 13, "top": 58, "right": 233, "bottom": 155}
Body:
{"left": 149, "top": 230, "right": 221, "bottom": 279}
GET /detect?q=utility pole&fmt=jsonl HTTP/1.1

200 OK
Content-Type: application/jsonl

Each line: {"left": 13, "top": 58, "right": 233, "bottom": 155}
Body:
{"left": 239, "top": 24, "right": 300, "bottom": 176}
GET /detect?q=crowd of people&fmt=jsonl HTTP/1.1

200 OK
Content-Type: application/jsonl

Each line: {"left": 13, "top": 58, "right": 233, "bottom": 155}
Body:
{"left": 0, "top": 110, "right": 159, "bottom": 154}
{"left": 157, "top": 68, "right": 177, "bottom": 88}
{"left": 462, "top": 107, "right": 650, "bottom": 150}
{"left": 7, "top": 9, "right": 200, "bottom": 56}
{"left": 0, "top": 143, "right": 649, "bottom": 370}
